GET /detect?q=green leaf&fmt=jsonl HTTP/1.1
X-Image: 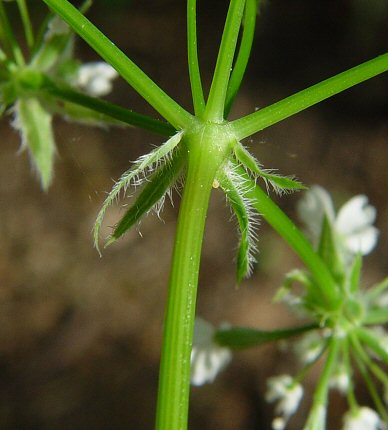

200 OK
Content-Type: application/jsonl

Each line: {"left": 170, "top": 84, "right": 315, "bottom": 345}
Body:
{"left": 14, "top": 97, "right": 56, "bottom": 189}
{"left": 365, "top": 275, "right": 388, "bottom": 303}
{"left": 364, "top": 308, "right": 388, "bottom": 325}
{"left": 355, "top": 327, "right": 388, "bottom": 365}
{"left": 0, "top": 81, "right": 16, "bottom": 115}
{"left": 218, "top": 166, "right": 258, "bottom": 283}
{"left": 348, "top": 253, "right": 362, "bottom": 294}
{"left": 215, "top": 323, "right": 317, "bottom": 350}
{"left": 233, "top": 142, "right": 261, "bottom": 173}
{"left": 107, "top": 150, "right": 185, "bottom": 246}
{"left": 233, "top": 142, "right": 305, "bottom": 194}
{"left": 318, "top": 215, "right": 345, "bottom": 283}
{"left": 94, "top": 130, "right": 184, "bottom": 253}
{"left": 259, "top": 171, "right": 305, "bottom": 195}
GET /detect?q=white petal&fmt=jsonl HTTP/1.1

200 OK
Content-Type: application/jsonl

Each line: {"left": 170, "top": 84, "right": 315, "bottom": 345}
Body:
{"left": 342, "top": 226, "right": 379, "bottom": 255}
{"left": 297, "top": 185, "right": 335, "bottom": 241}
{"left": 336, "top": 195, "right": 376, "bottom": 236}
{"left": 266, "top": 375, "right": 303, "bottom": 418}
{"left": 343, "top": 407, "right": 384, "bottom": 430}
{"left": 76, "top": 62, "right": 118, "bottom": 96}
{"left": 45, "top": 16, "right": 69, "bottom": 38}
{"left": 190, "top": 318, "right": 232, "bottom": 386}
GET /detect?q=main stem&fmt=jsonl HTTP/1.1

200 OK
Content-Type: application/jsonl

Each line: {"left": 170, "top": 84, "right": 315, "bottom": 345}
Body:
{"left": 155, "top": 135, "right": 218, "bottom": 430}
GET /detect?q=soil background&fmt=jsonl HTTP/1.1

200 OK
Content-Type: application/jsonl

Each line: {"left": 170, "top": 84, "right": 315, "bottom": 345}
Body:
{"left": 0, "top": 1, "right": 387, "bottom": 429}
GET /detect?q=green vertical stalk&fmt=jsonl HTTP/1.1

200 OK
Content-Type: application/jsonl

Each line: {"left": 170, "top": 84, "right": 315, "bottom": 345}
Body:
{"left": 0, "top": 2, "right": 25, "bottom": 66}
{"left": 155, "top": 150, "right": 213, "bottom": 429}
{"left": 203, "top": 0, "right": 246, "bottom": 122}
{"left": 187, "top": 0, "right": 205, "bottom": 115}
{"left": 155, "top": 125, "right": 232, "bottom": 430}
{"left": 303, "top": 337, "right": 340, "bottom": 429}
{"left": 16, "top": 0, "right": 34, "bottom": 49}
{"left": 224, "top": 0, "right": 257, "bottom": 117}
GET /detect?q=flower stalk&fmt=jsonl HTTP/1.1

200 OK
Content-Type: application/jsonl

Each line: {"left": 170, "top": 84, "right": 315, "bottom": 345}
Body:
{"left": 156, "top": 124, "right": 235, "bottom": 429}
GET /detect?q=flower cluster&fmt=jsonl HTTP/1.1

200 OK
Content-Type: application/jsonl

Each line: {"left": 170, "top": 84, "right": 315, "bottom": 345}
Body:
{"left": 265, "top": 375, "right": 303, "bottom": 430}
{"left": 0, "top": 8, "right": 118, "bottom": 189}
{"left": 297, "top": 185, "right": 379, "bottom": 264}
{"left": 191, "top": 187, "right": 388, "bottom": 430}
{"left": 269, "top": 187, "right": 388, "bottom": 429}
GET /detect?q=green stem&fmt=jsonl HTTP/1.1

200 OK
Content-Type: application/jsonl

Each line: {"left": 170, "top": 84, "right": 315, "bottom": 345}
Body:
{"left": 342, "top": 338, "right": 357, "bottom": 410}
{"left": 224, "top": 0, "right": 257, "bottom": 117}
{"left": 351, "top": 333, "right": 388, "bottom": 387}
{"left": 350, "top": 333, "right": 388, "bottom": 421}
{"left": 304, "top": 337, "right": 340, "bottom": 429}
{"left": 240, "top": 168, "right": 340, "bottom": 307}
{"left": 155, "top": 129, "right": 224, "bottom": 430}
{"left": 0, "top": 2, "right": 25, "bottom": 66}
{"left": 17, "top": 0, "right": 34, "bottom": 50}
{"left": 231, "top": 53, "right": 388, "bottom": 140}
{"left": 203, "top": 0, "right": 246, "bottom": 122}
{"left": 355, "top": 327, "right": 388, "bottom": 364}
{"left": 365, "top": 276, "right": 388, "bottom": 302}
{"left": 187, "top": 0, "right": 205, "bottom": 116}
{"left": 364, "top": 308, "right": 388, "bottom": 325}
{"left": 41, "top": 0, "right": 194, "bottom": 130}
{"left": 42, "top": 79, "right": 175, "bottom": 136}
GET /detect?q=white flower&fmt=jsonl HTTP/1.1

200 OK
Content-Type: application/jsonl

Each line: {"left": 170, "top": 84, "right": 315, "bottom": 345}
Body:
{"left": 294, "top": 332, "right": 325, "bottom": 365}
{"left": 190, "top": 317, "right": 232, "bottom": 386}
{"left": 45, "top": 16, "right": 69, "bottom": 39}
{"left": 76, "top": 62, "right": 118, "bottom": 96}
{"left": 266, "top": 375, "right": 303, "bottom": 429}
{"left": 297, "top": 186, "right": 378, "bottom": 261}
{"left": 329, "top": 365, "right": 350, "bottom": 393}
{"left": 343, "top": 407, "right": 385, "bottom": 430}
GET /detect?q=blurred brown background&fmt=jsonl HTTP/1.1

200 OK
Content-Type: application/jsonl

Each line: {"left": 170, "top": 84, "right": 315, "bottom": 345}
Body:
{"left": 0, "top": 0, "right": 387, "bottom": 429}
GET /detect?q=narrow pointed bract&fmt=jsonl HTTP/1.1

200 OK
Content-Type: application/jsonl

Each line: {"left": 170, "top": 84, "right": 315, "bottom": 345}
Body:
{"left": 218, "top": 161, "right": 259, "bottom": 282}
{"left": 233, "top": 142, "right": 305, "bottom": 195}
{"left": 93, "top": 130, "right": 184, "bottom": 253}
{"left": 106, "top": 149, "right": 185, "bottom": 246}
{"left": 12, "top": 97, "right": 56, "bottom": 190}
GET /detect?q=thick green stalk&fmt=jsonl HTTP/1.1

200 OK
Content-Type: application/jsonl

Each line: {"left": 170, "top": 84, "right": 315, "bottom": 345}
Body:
{"left": 187, "top": 0, "right": 205, "bottom": 115}
{"left": 203, "top": 0, "right": 246, "bottom": 122}
{"left": 232, "top": 53, "right": 388, "bottom": 140}
{"left": 41, "top": 0, "right": 194, "bottom": 130}
{"left": 155, "top": 125, "right": 233, "bottom": 430}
